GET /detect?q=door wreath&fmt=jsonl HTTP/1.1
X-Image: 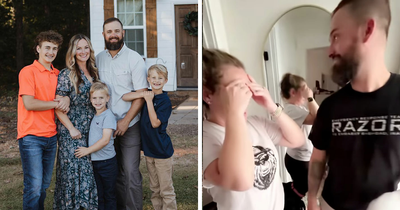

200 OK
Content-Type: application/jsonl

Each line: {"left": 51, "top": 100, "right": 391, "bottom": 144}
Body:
{"left": 183, "top": 11, "right": 198, "bottom": 36}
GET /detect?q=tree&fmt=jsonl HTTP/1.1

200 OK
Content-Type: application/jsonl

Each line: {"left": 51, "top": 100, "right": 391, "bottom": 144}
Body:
{"left": 13, "top": 0, "right": 23, "bottom": 72}
{"left": 0, "top": 0, "right": 17, "bottom": 95}
{"left": 0, "top": 0, "right": 90, "bottom": 95}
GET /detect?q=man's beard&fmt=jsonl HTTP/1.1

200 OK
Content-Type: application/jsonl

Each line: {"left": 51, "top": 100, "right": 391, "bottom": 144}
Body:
{"left": 331, "top": 44, "right": 360, "bottom": 87}
{"left": 105, "top": 36, "right": 124, "bottom": 51}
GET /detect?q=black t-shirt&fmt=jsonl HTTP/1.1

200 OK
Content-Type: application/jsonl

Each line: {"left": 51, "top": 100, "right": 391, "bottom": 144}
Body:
{"left": 309, "top": 73, "right": 400, "bottom": 210}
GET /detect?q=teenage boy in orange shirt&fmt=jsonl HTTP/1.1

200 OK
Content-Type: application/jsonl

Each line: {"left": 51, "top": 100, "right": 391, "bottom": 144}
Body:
{"left": 17, "top": 30, "right": 68, "bottom": 210}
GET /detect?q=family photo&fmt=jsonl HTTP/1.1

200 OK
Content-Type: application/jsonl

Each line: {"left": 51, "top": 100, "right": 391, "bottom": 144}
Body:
{"left": 0, "top": 0, "right": 198, "bottom": 209}
{"left": 5, "top": 0, "right": 400, "bottom": 210}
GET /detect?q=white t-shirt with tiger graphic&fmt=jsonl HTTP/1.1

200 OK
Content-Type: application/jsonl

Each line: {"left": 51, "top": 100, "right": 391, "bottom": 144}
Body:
{"left": 202, "top": 116, "right": 284, "bottom": 210}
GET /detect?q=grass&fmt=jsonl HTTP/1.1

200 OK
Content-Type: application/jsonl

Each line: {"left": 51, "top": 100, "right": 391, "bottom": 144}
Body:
{"left": 0, "top": 124, "right": 198, "bottom": 210}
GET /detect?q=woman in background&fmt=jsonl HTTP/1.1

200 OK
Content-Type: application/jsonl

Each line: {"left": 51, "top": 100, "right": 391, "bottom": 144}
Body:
{"left": 280, "top": 73, "right": 320, "bottom": 207}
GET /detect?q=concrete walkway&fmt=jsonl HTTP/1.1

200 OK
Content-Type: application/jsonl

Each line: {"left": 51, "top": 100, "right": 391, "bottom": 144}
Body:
{"left": 169, "top": 97, "right": 198, "bottom": 125}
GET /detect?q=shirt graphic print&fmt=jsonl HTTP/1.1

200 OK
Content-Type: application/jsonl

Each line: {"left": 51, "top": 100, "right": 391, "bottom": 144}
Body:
{"left": 332, "top": 115, "right": 400, "bottom": 136}
{"left": 253, "top": 146, "right": 277, "bottom": 190}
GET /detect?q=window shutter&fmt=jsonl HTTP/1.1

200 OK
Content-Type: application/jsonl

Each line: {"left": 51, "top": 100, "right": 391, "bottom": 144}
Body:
{"left": 146, "top": 0, "right": 157, "bottom": 58}
{"left": 104, "top": 0, "right": 114, "bottom": 20}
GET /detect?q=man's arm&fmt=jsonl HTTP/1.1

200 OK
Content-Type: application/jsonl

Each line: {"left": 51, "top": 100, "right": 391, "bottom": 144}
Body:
{"left": 22, "top": 95, "right": 58, "bottom": 111}
{"left": 114, "top": 88, "right": 146, "bottom": 136}
{"left": 308, "top": 147, "right": 327, "bottom": 210}
{"left": 122, "top": 91, "right": 144, "bottom": 101}
{"left": 126, "top": 88, "right": 146, "bottom": 121}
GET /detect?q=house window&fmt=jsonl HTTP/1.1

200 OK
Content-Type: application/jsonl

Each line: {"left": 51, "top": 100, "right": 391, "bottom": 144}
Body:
{"left": 116, "top": 0, "right": 145, "bottom": 56}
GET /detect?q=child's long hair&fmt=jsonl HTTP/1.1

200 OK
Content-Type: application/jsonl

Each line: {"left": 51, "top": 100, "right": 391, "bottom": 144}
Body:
{"left": 66, "top": 34, "right": 99, "bottom": 94}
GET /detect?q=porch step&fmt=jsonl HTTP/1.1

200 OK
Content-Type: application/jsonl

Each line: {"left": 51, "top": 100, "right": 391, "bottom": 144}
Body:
{"left": 168, "top": 90, "right": 197, "bottom": 98}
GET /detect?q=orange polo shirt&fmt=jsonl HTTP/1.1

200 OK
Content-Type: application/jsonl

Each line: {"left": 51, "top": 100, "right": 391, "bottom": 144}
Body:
{"left": 17, "top": 60, "right": 60, "bottom": 139}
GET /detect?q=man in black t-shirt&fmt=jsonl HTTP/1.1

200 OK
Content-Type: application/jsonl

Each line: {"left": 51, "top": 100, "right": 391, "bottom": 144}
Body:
{"left": 307, "top": 0, "right": 400, "bottom": 210}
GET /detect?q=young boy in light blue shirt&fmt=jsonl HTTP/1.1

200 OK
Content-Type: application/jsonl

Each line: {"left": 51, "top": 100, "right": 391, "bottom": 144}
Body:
{"left": 75, "top": 81, "right": 117, "bottom": 210}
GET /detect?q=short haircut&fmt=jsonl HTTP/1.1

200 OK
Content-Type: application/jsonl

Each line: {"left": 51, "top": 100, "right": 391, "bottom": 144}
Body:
{"left": 202, "top": 48, "right": 245, "bottom": 109}
{"left": 148, "top": 64, "right": 168, "bottom": 79}
{"left": 90, "top": 81, "right": 110, "bottom": 97}
{"left": 103, "top": 17, "right": 124, "bottom": 31}
{"left": 33, "top": 30, "right": 63, "bottom": 58}
{"left": 333, "top": 0, "right": 391, "bottom": 36}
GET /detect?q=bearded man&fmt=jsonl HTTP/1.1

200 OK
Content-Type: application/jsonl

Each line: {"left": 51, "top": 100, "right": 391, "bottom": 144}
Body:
{"left": 96, "top": 17, "right": 148, "bottom": 210}
{"left": 307, "top": 0, "right": 400, "bottom": 210}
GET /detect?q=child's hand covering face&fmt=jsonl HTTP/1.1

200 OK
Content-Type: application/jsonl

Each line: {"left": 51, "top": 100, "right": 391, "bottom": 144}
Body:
{"left": 218, "top": 79, "right": 252, "bottom": 116}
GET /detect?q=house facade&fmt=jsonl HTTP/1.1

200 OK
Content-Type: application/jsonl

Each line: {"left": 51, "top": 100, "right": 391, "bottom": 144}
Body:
{"left": 90, "top": 0, "right": 198, "bottom": 91}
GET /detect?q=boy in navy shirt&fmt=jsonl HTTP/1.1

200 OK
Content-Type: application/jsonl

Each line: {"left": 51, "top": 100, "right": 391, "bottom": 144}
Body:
{"left": 75, "top": 82, "right": 118, "bottom": 210}
{"left": 122, "top": 64, "right": 176, "bottom": 210}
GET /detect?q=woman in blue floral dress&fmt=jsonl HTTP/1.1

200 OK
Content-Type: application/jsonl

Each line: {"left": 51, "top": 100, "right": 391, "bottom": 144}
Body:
{"left": 53, "top": 34, "right": 99, "bottom": 209}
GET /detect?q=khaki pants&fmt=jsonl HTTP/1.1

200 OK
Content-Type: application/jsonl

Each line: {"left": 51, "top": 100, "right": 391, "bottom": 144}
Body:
{"left": 145, "top": 156, "right": 177, "bottom": 210}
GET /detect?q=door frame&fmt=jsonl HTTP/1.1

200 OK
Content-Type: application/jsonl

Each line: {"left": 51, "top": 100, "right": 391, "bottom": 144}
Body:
{"left": 264, "top": 25, "right": 281, "bottom": 105}
{"left": 171, "top": 1, "right": 198, "bottom": 90}
{"left": 202, "top": 0, "right": 216, "bottom": 49}
{"left": 264, "top": 25, "right": 292, "bottom": 183}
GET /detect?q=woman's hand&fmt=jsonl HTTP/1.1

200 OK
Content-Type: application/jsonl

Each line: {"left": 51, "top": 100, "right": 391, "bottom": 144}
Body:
{"left": 301, "top": 84, "right": 313, "bottom": 99}
{"left": 246, "top": 75, "right": 276, "bottom": 112}
{"left": 75, "top": 147, "right": 90, "bottom": 158}
{"left": 69, "top": 127, "right": 82, "bottom": 139}
{"left": 55, "top": 96, "right": 70, "bottom": 113}
{"left": 220, "top": 79, "right": 252, "bottom": 116}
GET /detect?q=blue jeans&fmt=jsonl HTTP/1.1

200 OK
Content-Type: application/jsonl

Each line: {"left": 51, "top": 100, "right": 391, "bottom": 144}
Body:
{"left": 19, "top": 135, "right": 57, "bottom": 210}
{"left": 93, "top": 156, "right": 118, "bottom": 210}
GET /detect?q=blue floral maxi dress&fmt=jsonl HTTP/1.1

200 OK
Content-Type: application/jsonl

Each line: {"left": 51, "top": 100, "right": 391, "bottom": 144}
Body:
{"left": 53, "top": 68, "right": 98, "bottom": 209}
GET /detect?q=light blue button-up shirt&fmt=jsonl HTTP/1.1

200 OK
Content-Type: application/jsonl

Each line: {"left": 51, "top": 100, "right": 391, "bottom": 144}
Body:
{"left": 96, "top": 44, "right": 148, "bottom": 127}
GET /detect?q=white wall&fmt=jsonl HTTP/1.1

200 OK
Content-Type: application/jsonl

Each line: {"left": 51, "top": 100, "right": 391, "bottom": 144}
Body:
{"left": 273, "top": 18, "right": 297, "bottom": 78}
{"left": 90, "top": 0, "right": 198, "bottom": 91}
{"left": 307, "top": 47, "right": 337, "bottom": 92}
{"left": 90, "top": 0, "right": 105, "bottom": 56}
{"left": 208, "top": 0, "right": 400, "bottom": 116}
{"left": 294, "top": 8, "right": 331, "bottom": 85}
{"left": 151, "top": 0, "right": 177, "bottom": 91}
{"left": 202, "top": 0, "right": 229, "bottom": 51}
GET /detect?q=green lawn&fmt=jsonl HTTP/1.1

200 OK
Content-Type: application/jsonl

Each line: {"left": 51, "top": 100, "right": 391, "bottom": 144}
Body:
{"left": 0, "top": 124, "right": 198, "bottom": 210}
